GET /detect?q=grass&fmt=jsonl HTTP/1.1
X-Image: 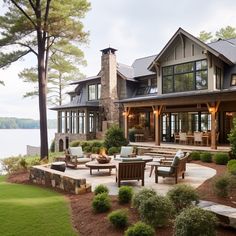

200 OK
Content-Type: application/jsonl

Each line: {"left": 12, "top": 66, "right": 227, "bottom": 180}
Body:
{"left": 0, "top": 176, "right": 77, "bottom": 236}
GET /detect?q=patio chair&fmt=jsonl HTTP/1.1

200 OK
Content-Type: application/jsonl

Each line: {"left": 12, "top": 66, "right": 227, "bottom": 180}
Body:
{"left": 65, "top": 146, "right": 91, "bottom": 169}
{"left": 179, "top": 132, "right": 187, "bottom": 144}
{"left": 116, "top": 161, "right": 145, "bottom": 187}
{"left": 114, "top": 146, "right": 134, "bottom": 159}
{"left": 194, "top": 132, "right": 203, "bottom": 146}
{"left": 155, "top": 152, "right": 187, "bottom": 184}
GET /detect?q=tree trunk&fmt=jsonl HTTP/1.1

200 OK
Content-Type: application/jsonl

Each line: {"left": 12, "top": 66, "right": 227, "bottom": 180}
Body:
{"left": 37, "top": 37, "right": 49, "bottom": 160}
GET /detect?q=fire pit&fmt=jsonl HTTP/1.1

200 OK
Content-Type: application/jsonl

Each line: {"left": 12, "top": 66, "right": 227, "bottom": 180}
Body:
{"left": 96, "top": 148, "right": 111, "bottom": 164}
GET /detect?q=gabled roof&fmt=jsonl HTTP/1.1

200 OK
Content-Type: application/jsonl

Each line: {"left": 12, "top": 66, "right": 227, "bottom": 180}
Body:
{"left": 117, "top": 63, "right": 134, "bottom": 79}
{"left": 209, "top": 38, "right": 236, "bottom": 64}
{"left": 148, "top": 28, "right": 234, "bottom": 70}
{"left": 70, "top": 75, "right": 101, "bottom": 85}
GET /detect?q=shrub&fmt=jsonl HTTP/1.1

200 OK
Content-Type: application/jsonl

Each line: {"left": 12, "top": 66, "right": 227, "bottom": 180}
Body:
{"left": 132, "top": 188, "right": 156, "bottom": 210}
{"left": 139, "top": 195, "right": 174, "bottom": 227}
{"left": 50, "top": 139, "right": 55, "bottom": 152}
{"left": 70, "top": 140, "right": 80, "bottom": 147}
{"left": 118, "top": 186, "right": 133, "bottom": 204}
{"left": 200, "top": 152, "right": 212, "bottom": 163}
{"left": 108, "top": 146, "right": 120, "bottom": 155}
{"left": 104, "top": 125, "right": 128, "bottom": 150}
{"left": 2, "top": 157, "right": 23, "bottom": 173}
{"left": 91, "top": 146, "right": 100, "bottom": 154}
{"left": 94, "top": 184, "right": 109, "bottom": 195}
{"left": 124, "top": 221, "right": 155, "bottom": 236}
{"left": 92, "top": 193, "right": 111, "bottom": 213}
{"left": 128, "top": 128, "right": 136, "bottom": 142}
{"left": 213, "top": 153, "right": 229, "bottom": 165}
{"left": 167, "top": 184, "right": 199, "bottom": 213}
{"left": 19, "top": 158, "right": 28, "bottom": 170}
{"left": 213, "top": 175, "right": 230, "bottom": 197}
{"left": 108, "top": 209, "right": 128, "bottom": 229}
{"left": 227, "top": 160, "right": 236, "bottom": 175}
{"left": 91, "top": 140, "right": 104, "bottom": 147}
{"left": 190, "top": 151, "right": 201, "bottom": 160}
{"left": 174, "top": 207, "right": 217, "bottom": 236}
{"left": 228, "top": 117, "right": 236, "bottom": 158}
{"left": 83, "top": 145, "right": 92, "bottom": 153}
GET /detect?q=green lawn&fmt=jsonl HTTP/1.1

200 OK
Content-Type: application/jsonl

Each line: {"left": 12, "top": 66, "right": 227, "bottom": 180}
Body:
{"left": 0, "top": 176, "right": 77, "bottom": 236}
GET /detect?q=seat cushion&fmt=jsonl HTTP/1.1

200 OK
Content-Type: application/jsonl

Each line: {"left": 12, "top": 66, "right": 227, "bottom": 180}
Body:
{"left": 76, "top": 158, "right": 90, "bottom": 164}
{"left": 120, "top": 146, "right": 133, "bottom": 158}
{"left": 121, "top": 157, "right": 143, "bottom": 162}
{"left": 69, "top": 147, "right": 83, "bottom": 158}
{"left": 157, "top": 166, "right": 172, "bottom": 175}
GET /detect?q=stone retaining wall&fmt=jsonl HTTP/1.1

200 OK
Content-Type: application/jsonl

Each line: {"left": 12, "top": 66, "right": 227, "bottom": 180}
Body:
{"left": 29, "top": 165, "right": 91, "bottom": 194}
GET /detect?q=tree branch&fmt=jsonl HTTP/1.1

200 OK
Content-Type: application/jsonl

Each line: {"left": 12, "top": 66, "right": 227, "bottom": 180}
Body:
{"left": 18, "top": 43, "right": 38, "bottom": 56}
{"left": 10, "top": 0, "right": 37, "bottom": 28}
{"left": 28, "top": 0, "right": 36, "bottom": 13}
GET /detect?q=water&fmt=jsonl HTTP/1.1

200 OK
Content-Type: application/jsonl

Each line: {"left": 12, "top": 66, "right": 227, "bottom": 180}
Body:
{"left": 0, "top": 129, "right": 56, "bottom": 175}
{"left": 0, "top": 129, "right": 56, "bottom": 158}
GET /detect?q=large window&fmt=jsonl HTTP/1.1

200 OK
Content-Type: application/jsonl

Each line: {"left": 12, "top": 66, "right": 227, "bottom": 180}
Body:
{"left": 216, "top": 66, "right": 222, "bottom": 89}
{"left": 162, "top": 59, "right": 208, "bottom": 93}
{"left": 88, "top": 84, "right": 101, "bottom": 100}
{"left": 231, "top": 74, "right": 236, "bottom": 86}
{"left": 78, "top": 112, "right": 85, "bottom": 134}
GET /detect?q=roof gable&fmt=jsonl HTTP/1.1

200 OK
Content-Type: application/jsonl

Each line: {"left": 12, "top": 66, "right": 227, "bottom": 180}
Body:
{"left": 148, "top": 28, "right": 233, "bottom": 70}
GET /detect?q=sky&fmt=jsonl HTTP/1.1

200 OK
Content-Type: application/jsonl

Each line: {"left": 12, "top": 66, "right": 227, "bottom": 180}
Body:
{"left": 0, "top": 0, "right": 236, "bottom": 119}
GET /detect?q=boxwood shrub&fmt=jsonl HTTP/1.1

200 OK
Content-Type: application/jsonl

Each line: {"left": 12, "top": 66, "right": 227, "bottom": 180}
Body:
{"left": 190, "top": 151, "right": 201, "bottom": 160}
{"left": 132, "top": 188, "right": 156, "bottom": 210}
{"left": 167, "top": 184, "right": 199, "bottom": 213}
{"left": 227, "top": 160, "right": 236, "bottom": 175}
{"left": 108, "top": 146, "right": 120, "bottom": 155}
{"left": 213, "top": 175, "right": 230, "bottom": 197}
{"left": 92, "top": 193, "right": 111, "bottom": 213}
{"left": 213, "top": 153, "right": 229, "bottom": 165}
{"left": 94, "top": 184, "right": 109, "bottom": 195}
{"left": 200, "top": 152, "right": 212, "bottom": 163}
{"left": 124, "top": 221, "right": 155, "bottom": 236}
{"left": 139, "top": 195, "right": 174, "bottom": 227}
{"left": 108, "top": 209, "right": 128, "bottom": 229}
{"left": 174, "top": 207, "right": 217, "bottom": 236}
{"left": 118, "top": 186, "right": 133, "bottom": 204}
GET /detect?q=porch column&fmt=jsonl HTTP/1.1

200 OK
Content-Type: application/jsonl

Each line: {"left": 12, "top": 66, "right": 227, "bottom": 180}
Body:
{"left": 85, "top": 108, "right": 89, "bottom": 135}
{"left": 123, "top": 107, "right": 129, "bottom": 139}
{"left": 207, "top": 102, "right": 220, "bottom": 150}
{"left": 154, "top": 105, "right": 162, "bottom": 146}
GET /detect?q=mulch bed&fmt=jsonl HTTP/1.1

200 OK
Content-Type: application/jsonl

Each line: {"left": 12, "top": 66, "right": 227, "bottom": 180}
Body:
{"left": 6, "top": 162, "right": 236, "bottom": 236}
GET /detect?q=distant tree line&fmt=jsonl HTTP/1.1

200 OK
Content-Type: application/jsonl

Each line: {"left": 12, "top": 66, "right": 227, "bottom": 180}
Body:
{"left": 0, "top": 117, "right": 56, "bottom": 129}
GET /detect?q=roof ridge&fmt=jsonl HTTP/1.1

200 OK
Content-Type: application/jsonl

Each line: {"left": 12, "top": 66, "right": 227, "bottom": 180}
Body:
{"left": 208, "top": 37, "right": 236, "bottom": 45}
{"left": 133, "top": 54, "right": 157, "bottom": 62}
{"left": 117, "top": 62, "right": 133, "bottom": 68}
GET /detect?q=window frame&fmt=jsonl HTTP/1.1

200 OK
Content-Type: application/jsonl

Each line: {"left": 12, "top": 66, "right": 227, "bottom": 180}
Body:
{"left": 231, "top": 74, "right": 236, "bottom": 86}
{"left": 88, "top": 83, "right": 101, "bottom": 100}
{"left": 162, "top": 59, "right": 208, "bottom": 94}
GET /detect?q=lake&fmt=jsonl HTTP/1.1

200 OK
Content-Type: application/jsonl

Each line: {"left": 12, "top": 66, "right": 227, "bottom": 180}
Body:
{"left": 0, "top": 129, "right": 57, "bottom": 158}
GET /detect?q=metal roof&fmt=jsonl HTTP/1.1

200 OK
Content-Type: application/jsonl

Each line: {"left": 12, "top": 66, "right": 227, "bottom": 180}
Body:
{"left": 70, "top": 75, "right": 101, "bottom": 85}
{"left": 208, "top": 38, "right": 236, "bottom": 64}
{"left": 132, "top": 55, "right": 157, "bottom": 77}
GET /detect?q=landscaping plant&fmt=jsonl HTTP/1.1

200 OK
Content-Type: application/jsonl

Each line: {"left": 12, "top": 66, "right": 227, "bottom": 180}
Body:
{"left": 167, "top": 184, "right": 199, "bottom": 213}
{"left": 104, "top": 125, "right": 128, "bottom": 149}
{"left": 228, "top": 117, "right": 236, "bottom": 158}
{"left": 108, "top": 146, "right": 120, "bottom": 155}
{"left": 139, "top": 195, "right": 174, "bottom": 227}
{"left": 213, "top": 175, "right": 230, "bottom": 197}
{"left": 190, "top": 151, "right": 201, "bottom": 160}
{"left": 94, "top": 184, "right": 109, "bottom": 195}
{"left": 124, "top": 221, "right": 155, "bottom": 236}
{"left": 92, "top": 193, "right": 111, "bottom": 213}
{"left": 108, "top": 209, "right": 128, "bottom": 229}
{"left": 213, "top": 153, "right": 229, "bottom": 165}
{"left": 132, "top": 188, "right": 157, "bottom": 210}
{"left": 118, "top": 186, "right": 133, "bottom": 204}
{"left": 174, "top": 207, "right": 217, "bottom": 236}
{"left": 200, "top": 152, "right": 212, "bottom": 163}
{"left": 227, "top": 160, "right": 236, "bottom": 175}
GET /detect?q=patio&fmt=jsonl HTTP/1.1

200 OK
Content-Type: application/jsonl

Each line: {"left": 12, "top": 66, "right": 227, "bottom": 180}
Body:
{"left": 65, "top": 161, "right": 216, "bottom": 195}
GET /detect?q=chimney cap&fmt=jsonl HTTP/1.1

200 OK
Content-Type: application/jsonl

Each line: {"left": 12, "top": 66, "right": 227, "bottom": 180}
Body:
{"left": 100, "top": 47, "right": 117, "bottom": 55}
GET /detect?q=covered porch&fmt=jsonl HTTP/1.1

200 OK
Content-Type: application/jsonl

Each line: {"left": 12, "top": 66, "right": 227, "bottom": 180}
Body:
{"left": 122, "top": 90, "right": 236, "bottom": 150}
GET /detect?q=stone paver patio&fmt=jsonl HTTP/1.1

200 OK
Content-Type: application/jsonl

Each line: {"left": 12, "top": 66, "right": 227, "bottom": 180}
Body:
{"left": 65, "top": 163, "right": 216, "bottom": 195}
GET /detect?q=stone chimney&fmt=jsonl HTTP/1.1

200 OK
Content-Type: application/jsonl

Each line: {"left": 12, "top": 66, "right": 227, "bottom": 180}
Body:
{"left": 100, "top": 47, "right": 120, "bottom": 124}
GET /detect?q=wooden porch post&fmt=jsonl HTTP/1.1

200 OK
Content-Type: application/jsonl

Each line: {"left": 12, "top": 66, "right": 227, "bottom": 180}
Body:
{"left": 207, "top": 102, "right": 220, "bottom": 150}
{"left": 153, "top": 106, "right": 162, "bottom": 146}
{"left": 123, "top": 107, "right": 130, "bottom": 139}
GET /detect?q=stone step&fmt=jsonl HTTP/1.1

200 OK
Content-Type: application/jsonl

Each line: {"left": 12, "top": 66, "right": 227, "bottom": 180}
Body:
{"left": 198, "top": 200, "right": 236, "bottom": 229}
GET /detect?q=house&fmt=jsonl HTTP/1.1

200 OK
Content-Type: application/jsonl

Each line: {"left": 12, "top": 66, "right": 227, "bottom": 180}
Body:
{"left": 51, "top": 28, "right": 236, "bottom": 152}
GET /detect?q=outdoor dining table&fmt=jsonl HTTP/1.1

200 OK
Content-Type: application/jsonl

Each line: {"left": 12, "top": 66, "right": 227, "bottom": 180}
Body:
{"left": 186, "top": 134, "right": 210, "bottom": 146}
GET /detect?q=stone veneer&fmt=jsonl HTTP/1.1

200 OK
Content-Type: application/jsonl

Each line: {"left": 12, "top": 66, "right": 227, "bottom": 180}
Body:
{"left": 29, "top": 165, "right": 91, "bottom": 194}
